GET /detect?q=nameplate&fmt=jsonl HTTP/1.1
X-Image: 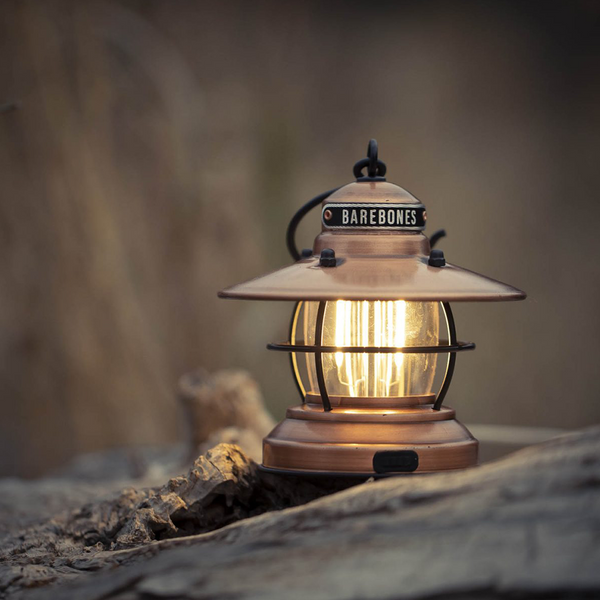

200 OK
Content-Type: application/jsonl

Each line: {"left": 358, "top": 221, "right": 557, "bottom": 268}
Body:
{"left": 322, "top": 203, "right": 426, "bottom": 230}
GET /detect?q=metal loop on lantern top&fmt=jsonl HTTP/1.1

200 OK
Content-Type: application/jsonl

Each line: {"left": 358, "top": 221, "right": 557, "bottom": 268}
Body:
{"left": 353, "top": 139, "right": 387, "bottom": 180}
{"left": 274, "top": 301, "right": 471, "bottom": 413}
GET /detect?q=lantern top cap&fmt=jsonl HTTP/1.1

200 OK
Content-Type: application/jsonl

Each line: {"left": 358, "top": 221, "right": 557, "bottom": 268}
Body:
{"left": 323, "top": 180, "right": 422, "bottom": 206}
{"left": 218, "top": 140, "right": 526, "bottom": 303}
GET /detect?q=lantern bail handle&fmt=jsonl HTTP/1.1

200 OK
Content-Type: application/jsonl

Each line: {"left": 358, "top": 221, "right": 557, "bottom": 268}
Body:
{"left": 286, "top": 187, "right": 341, "bottom": 261}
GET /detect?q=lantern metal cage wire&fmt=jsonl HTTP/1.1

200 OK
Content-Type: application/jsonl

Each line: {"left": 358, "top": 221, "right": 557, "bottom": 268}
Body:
{"left": 269, "top": 300, "right": 474, "bottom": 413}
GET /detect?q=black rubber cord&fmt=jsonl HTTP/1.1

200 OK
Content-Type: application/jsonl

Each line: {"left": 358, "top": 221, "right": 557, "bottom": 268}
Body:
{"left": 286, "top": 187, "right": 341, "bottom": 261}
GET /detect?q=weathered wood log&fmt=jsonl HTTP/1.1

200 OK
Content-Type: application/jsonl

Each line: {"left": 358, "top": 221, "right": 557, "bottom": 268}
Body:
{"left": 2, "top": 426, "right": 600, "bottom": 600}
{"left": 0, "top": 443, "right": 355, "bottom": 597}
{"left": 179, "top": 369, "right": 276, "bottom": 463}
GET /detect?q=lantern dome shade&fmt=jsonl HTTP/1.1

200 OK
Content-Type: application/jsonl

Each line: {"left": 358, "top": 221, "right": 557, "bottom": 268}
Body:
{"left": 324, "top": 180, "right": 422, "bottom": 205}
{"left": 218, "top": 255, "right": 526, "bottom": 302}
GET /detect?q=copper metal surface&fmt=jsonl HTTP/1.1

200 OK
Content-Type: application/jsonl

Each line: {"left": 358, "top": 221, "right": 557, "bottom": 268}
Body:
{"left": 304, "top": 392, "right": 436, "bottom": 407}
{"left": 262, "top": 401, "right": 478, "bottom": 474}
{"left": 312, "top": 231, "right": 430, "bottom": 256}
{"left": 218, "top": 256, "right": 526, "bottom": 302}
{"left": 323, "top": 181, "right": 422, "bottom": 206}
{"left": 287, "top": 403, "right": 456, "bottom": 423}
{"left": 219, "top": 179, "right": 525, "bottom": 302}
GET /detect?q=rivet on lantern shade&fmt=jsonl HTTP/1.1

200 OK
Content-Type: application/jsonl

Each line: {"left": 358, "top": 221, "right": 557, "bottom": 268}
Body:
{"left": 219, "top": 139, "right": 526, "bottom": 477}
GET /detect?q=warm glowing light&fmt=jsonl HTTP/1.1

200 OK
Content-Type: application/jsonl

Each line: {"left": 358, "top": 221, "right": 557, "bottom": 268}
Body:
{"left": 328, "top": 299, "right": 428, "bottom": 398}
{"left": 293, "top": 300, "right": 444, "bottom": 400}
{"left": 335, "top": 300, "right": 345, "bottom": 367}
{"left": 395, "top": 300, "right": 406, "bottom": 368}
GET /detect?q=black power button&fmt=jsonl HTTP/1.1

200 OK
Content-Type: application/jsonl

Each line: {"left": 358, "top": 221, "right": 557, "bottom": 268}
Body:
{"left": 373, "top": 450, "right": 419, "bottom": 473}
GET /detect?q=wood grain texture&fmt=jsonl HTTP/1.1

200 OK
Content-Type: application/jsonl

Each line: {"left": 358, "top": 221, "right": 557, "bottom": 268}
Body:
{"left": 0, "top": 443, "right": 356, "bottom": 598}
{"left": 2, "top": 426, "right": 599, "bottom": 599}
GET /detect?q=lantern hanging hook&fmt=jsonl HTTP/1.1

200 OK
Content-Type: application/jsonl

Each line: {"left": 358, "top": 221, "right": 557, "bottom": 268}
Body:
{"left": 367, "top": 139, "right": 379, "bottom": 177}
{"left": 353, "top": 139, "right": 387, "bottom": 180}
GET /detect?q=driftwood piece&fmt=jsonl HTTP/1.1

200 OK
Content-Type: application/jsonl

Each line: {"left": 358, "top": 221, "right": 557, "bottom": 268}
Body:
{"left": 2, "top": 427, "right": 600, "bottom": 599}
{"left": 28, "top": 428, "right": 600, "bottom": 597}
{"left": 179, "top": 369, "right": 276, "bottom": 462}
{"left": 0, "top": 367, "right": 302, "bottom": 597}
{"left": 0, "top": 444, "right": 354, "bottom": 597}
{"left": 0, "top": 367, "right": 274, "bottom": 541}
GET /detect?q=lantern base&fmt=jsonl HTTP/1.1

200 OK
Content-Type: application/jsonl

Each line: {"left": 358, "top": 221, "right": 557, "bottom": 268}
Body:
{"left": 262, "top": 402, "right": 478, "bottom": 475}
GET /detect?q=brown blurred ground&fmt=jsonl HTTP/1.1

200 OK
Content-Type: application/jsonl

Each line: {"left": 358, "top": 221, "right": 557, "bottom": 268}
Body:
{"left": 0, "top": 0, "right": 598, "bottom": 476}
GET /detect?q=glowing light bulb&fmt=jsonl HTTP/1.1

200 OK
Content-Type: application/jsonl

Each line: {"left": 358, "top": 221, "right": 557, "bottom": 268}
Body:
{"left": 295, "top": 300, "right": 443, "bottom": 401}
{"left": 329, "top": 299, "right": 416, "bottom": 397}
{"left": 395, "top": 300, "right": 406, "bottom": 368}
{"left": 335, "top": 300, "right": 345, "bottom": 367}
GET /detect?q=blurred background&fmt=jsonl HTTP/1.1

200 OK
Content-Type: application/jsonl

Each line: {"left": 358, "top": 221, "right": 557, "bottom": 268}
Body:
{"left": 0, "top": 0, "right": 598, "bottom": 477}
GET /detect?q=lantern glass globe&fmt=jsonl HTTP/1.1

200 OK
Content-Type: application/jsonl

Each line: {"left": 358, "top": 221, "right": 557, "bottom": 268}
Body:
{"left": 291, "top": 300, "right": 450, "bottom": 401}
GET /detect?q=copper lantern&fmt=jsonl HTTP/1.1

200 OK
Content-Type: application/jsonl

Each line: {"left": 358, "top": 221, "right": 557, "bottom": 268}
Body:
{"left": 219, "top": 140, "right": 526, "bottom": 476}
